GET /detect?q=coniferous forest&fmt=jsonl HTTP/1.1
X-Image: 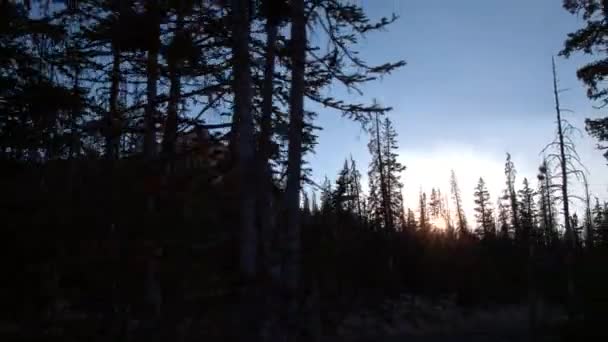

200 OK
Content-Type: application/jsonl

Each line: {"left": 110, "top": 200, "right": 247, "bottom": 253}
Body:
{"left": 2, "top": 0, "right": 608, "bottom": 341}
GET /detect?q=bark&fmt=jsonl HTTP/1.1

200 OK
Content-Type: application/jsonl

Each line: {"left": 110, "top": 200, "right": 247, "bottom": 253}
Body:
{"left": 583, "top": 177, "right": 593, "bottom": 248}
{"left": 352, "top": 160, "right": 363, "bottom": 218}
{"left": 258, "top": 17, "right": 278, "bottom": 274}
{"left": 552, "top": 57, "right": 576, "bottom": 321}
{"left": 162, "top": 8, "right": 183, "bottom": 158}
{"left": 374, "top": 113, "right": 391, "bottom": 231}
{"left": 528, "top": 232, "right": 537, "bottom": 340}
{"left": 107, "top": 46, "right": 121, "bottom": 160}
{"left": 144, "top": 0, "right": 160, "bottom": 160}
{"left": 69, "top": 66, "right": 81, "bottom": 159}
{"left": 284, "top": 0, "right": 306, "bottom": 338}
{"left": 231, "top": 0, "right": 258, "bottom": 339}
{"left": 257, "top": 16, "right": 284, "bottom": 340}
{"left": 383, "top": 119, "right": 394, "bottom": 231}
{"left": 544, "top": 170, "right": 556, "bottom": 246}
{"left": 232, "top": 0, "right": 256, "bottom": 281}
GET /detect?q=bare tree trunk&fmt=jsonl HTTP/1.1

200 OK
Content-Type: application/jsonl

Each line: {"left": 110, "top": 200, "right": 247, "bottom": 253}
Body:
{"left": 552, "top": 56, "right": 576, "bottom": 322}
{"left": 69, "top": 66, "right": 81, "bottom": 159}
{"left": 283, "top": 0, "right": 306, "bottom": 338}
{"left": 144, "top": 0, "right": 160, "bottom": 160}
{"left": 255, "top": 15, "right": 285, "bottom": 341}
{"left": 231, "top": 0, "right": 258, "bottom": 340}
{"left": 543, "top": 164, "right": 556, "bottom": 246}
{"left": 107, "top": 46, "right": 121, "bottom": 160}
{"left": 258, "top": 16, "right": 278, "bottom": 275}
{"left": 257, "top": 16, "right": 284, "bottom": 341}
{"left": 162, "top": 8, "right": 183, "bottom": 158}
{"left": 232, "top": 0, "right": 256, "bottom": 283}
{"left": 528, "top": 220, "right": 538, "bottom": 339}
{"left": 583, "top": 175, "right": 593, "bottom": 249}
{"left": 383, "top": 119, "right": 394, "bottom": 231}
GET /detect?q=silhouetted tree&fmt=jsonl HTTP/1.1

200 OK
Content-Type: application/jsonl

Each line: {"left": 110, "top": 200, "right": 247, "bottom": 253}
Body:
{"left": 537, "top": 160, "right": 558, "bottom": 246}
{"left": 349, "top": 156, "right": 364, "bottom": 219}
{"left": 592, "top": 198, "right": 608, "bottom": 246}
{"left": 406, "top": 208, "right": 417, "bottom": 231}
{"left": 518, "top": 178, "right": 537, "bottom": 241}
{"left": 320, "top": 176, "right": 333, "bottom": 213}
{"left": 418, "top": 190, "right": 429, "bottom": 232}
{"left": 367, "top": 113, "right": 407, "bottom": 231}
{"left": 550, "top": 56, "right": 576, "bottom": 322}
{"left": 383, "top": 117, "right": 406, "bottom": 228}
{"left": 429, "top": 188, "right": 441, "bottom": 218}
{"left": 283, "top": 0, "right": 306, "bottom": 336}
{"left": 474, "top": 177, "right": 495, "bottom": 239}
{"left": 505, "top": 153, "right": 521, "bottom": 240}
{"left": 497, "top": 199, "right": 511, "bottom": 239}
{"left": 450, "top": 170, "right": 467, "bottom": 237}
{"left": 561, "top": 0, "right": 608, "bottom": 161}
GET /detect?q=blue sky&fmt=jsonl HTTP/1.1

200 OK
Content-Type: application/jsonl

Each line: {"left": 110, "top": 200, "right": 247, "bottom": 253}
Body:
{"left": 306, "top": 0, "right": 608, "bottom": 219}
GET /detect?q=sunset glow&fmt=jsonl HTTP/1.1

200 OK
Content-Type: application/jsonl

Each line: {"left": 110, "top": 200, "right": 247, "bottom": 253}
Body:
{"left": 399, "top": 143, "right": 516, "bottom": 224}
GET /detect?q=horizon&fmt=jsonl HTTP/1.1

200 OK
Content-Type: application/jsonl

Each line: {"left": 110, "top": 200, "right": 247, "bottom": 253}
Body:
{"left": 307, "top": 0, "right": 608, "bottom": 225}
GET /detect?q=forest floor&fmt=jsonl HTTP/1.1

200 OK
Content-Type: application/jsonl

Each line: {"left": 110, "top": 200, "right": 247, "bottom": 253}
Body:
{"left": 332, "top": 295, "right": 565, "bottom": 342}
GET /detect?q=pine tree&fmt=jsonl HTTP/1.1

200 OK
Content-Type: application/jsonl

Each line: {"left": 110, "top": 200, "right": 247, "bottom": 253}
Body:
{"left": 441, "top": 191, "right": 455, "bottom": 238}
{"left": 368, "top": 112, "right": 390, "bottom": 229}
{"left": 450, "top": 170, "right": 467, "bottom": 236}
{"left": 349, "top": 156, "right": 364, "bottom": 218}
{"left": 505, "top": 153, "right": 521, "bottom": 239}
{"left": 320, "top": 176, "right": 333, "bottom": 213}
{"left": 537, "top": 160, "right": 557, "bottom": 246}
{"left": 311, "top": 191, "right": 319, "bottom": 215}
{"left": 497, "top": 199, "right": 510, "bottom": 239}
{"left": 383, "top": 117, "right": 406, "bottom": 228}
{"left": 429, "top": 188, "right": 441, "bottom": 218}
{"left": 561, "top": 0, "right": 608, "bottom": 161}
{"left": 406, "top": 208, "right": 417, "bottom": 232}
{"left": 474, "top": 177, "right": 495, "bottom": 239}
{"left": 419, "top": 190, "right": 429, "bottom": 232}
{"left": 397, "top": 188, "right": 406, "bottom": 231}
{"left": 332, "top": 160, "right": 352, "bottom": 213}
{"left": 367, "top": 114, "right": 405, "bottom": 231}
{"left": 518, "top": 178, "right": 537, "bottom": 243}
{"left": 593, "top": 199, "right": 608, "bottom": 246}
{"left": 302, "top": 190, "right": 311, "bottom": 220}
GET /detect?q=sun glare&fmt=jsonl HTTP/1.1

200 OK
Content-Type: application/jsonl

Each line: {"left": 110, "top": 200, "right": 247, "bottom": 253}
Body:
{"left": 399, "top": 145, "right": 507, "bottom": 227}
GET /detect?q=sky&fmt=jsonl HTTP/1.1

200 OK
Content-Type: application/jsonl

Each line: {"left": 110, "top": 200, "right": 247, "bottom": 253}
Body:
{"left": 306, "top": 0, "right": 608, "bottom": 222}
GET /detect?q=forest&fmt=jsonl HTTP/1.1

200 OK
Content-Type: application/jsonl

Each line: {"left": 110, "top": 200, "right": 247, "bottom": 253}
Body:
{"left": 2, "top": 0, "right": 608, "bottom": 341}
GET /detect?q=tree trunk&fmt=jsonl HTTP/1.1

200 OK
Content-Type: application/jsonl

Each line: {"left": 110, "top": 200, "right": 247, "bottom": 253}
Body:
{"left": 528, "top": 233, "right": 537, "bottom": 340}
{"left": 231, "top": 0, "right": 258, "bottom": 339}
{"left": 107, "top": 46, "right": 121, "bottom": 160}
{"left": 583, "top": 176, "right": 593, "bottom": 248}
{"left": 352, "top": 161, "right": 363, "bottom": 219}
{"left": 383, "top": 119, "right": 394, "bottom": 231}
{"left": 162, "top": 9, "right": 183, "bottom": 158}
{"left": 257, "top": 17, "right": 282, "bottom": 341}
{"left": 544, "top": 169, "right": 556, "bottom": 246}
{"left": 552, "top": 57, "right": 576, "bottom": 322}
{"left": 284, "top": 0, "right": 306, "bottom": 338}
{"left": 375, "top": 113, "right": 391, "bottom": 231}
{"left": 258, "top": 17, "right": 278, "bottom": 273}
{"left": 144, "top": 0, "right": 160, "bottom": 160}
{"left": 69, "top": 66, "right": 81, "bottom": 159}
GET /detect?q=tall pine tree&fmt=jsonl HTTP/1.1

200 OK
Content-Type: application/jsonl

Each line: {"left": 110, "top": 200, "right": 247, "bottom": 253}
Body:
{"left": 474, "top": 177, "right": 495, "bottom": 239}
{"left": 367, "top": 114, "right": 405, "bottom": 231}
{"left": 450, "top": 170, "right": 468, "bottom": 236}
